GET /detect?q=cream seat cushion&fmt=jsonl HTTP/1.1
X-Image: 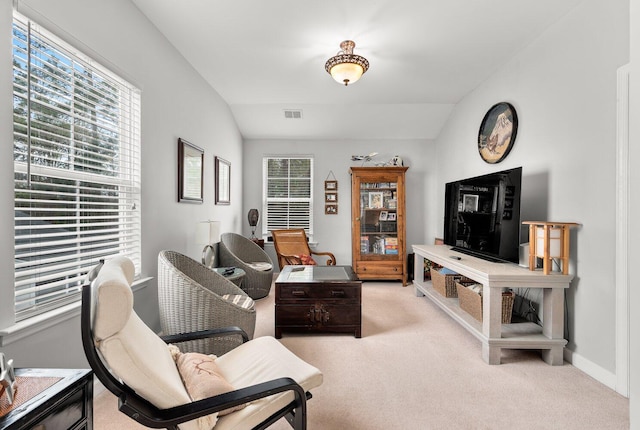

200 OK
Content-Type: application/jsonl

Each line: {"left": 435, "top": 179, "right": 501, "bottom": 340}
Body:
{"left": 213, "top": 336, "right": 323, "bottom": 430}
{"left": 246, "top": 262, "right": 272, "bottom": 271}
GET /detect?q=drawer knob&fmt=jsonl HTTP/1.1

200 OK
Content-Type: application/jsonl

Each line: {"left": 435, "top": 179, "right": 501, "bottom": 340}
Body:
{"left": 331, "top": 290, "right": 346, "bottom": 297}
{"left": 292, "top": 290, "right": 306, "bottom": 297}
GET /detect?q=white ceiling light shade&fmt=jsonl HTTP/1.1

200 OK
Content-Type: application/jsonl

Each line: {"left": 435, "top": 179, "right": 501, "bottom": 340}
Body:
{"left": 325, "top": 40, "right": 369, "bottom": 86}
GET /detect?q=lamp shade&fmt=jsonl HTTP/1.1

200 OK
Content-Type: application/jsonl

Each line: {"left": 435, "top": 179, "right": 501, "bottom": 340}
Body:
{"left": 196, "top": 221, "right": 221, "bottom": 245}
{"left": 535, "top": 226, "right": 562, "bottom": 258}
{"left": 325, "top": 40, "right": 369, "bottom": 86}
{"left": 329, "top": 62, "right": 365, "bottom": 85}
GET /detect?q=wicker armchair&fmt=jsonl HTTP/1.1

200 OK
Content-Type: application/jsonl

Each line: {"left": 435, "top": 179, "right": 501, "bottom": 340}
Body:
{"left": 219, "top": 232, "right": 274, "bottom": 299}
{"left": 158, "top": 250, "right": 256, "bottom": 356}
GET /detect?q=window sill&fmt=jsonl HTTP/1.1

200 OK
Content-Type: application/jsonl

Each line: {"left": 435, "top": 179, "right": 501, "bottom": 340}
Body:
{"left": 0, "top": 277, "right": 152, "bottom": 347}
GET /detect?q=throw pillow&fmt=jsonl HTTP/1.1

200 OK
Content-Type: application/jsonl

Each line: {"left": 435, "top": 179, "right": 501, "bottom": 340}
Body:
{"left": 176, "top": 352, "right": 246, "bottom": 417}
{"left": 297, "top": 254, "right": 317, "bottom": 265}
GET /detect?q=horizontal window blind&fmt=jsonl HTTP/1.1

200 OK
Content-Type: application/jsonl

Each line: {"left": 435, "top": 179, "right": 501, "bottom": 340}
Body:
{"left": 263, "top": 157, "right": 313, "bottom": 235}
{"left": 12, "top": 13, "right": 141, "bottom": 321}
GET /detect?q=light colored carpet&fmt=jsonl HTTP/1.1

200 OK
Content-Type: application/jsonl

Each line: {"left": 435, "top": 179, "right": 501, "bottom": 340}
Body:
{"left": 94, "top": 281, "right": 629, "bottom": 429}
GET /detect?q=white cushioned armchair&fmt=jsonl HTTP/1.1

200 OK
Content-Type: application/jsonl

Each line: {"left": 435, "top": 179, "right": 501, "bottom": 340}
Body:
{"left": 81, "top": 255, "right": 323, "bottom": 430}
{"left": 158, "top": 250, "right": 256, "bottom": 356}
{"left": 219, "top": 233, "right": 274, "bottom": 299}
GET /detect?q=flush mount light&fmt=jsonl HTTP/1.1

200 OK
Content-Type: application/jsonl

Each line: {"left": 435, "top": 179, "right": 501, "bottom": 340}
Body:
{"left": 325, "top": 40, "right": 369, "bottom": 86}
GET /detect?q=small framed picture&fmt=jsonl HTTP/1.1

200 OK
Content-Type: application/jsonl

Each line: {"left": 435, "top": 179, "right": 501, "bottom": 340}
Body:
{"left": 325, "top": 180, "right": 338, "bottom": 191}
{"left": 387, "top": 212, "right": 397, "bottom": 221}
{"left": 379, "top": 211, "right": 388, "bottom": 221}
{"left": 368, "top": 192, "right": 384, "bottom": 209}
{"left": 504, "top": 198, "right": 514, "bottom": 209}
{"left": 462, "top": 194, "right": 478, "bottom": 212}
{"left": 325, "top": 204, "right": 338, "bottom": 214}
{"left": 325, "top": 193, "right": 338, "bottom": 202}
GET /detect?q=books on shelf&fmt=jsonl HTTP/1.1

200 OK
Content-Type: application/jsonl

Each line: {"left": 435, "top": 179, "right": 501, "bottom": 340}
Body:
{"left": 385, "top": 237, "right": 398, "bottom": 254}
{"left": 360, "top": 236, "right": 370, "bottom": 253}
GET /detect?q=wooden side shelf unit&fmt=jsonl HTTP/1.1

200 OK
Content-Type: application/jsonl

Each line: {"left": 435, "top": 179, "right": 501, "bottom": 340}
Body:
{"left": 412, "top": 244, "right": 573, "bottom": 365}
{"left": 350, "top": 166, "right": 408, "bottom": 285}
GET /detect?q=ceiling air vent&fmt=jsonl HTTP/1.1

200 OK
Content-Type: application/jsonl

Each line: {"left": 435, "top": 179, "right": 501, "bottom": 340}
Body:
{"left": 283, "top": 109, "right": 303, "bottom": 119}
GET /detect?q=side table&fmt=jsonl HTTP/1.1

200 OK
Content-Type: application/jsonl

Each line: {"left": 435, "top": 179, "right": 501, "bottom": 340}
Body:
{"left": 214, "top": 267, "right": 246, "bottom": 287}
{"left": 0, "top": 368, "right": 93, "bottom": 430}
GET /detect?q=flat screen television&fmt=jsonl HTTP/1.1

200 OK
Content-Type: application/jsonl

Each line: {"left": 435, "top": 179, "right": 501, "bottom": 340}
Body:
{"left": 443, "top": 167, "right": 522, "bottom": 263}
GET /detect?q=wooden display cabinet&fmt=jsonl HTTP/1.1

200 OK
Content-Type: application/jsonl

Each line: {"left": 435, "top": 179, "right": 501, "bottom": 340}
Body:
{"left": 350, "top": 166, "right": 409, "bottom": 285}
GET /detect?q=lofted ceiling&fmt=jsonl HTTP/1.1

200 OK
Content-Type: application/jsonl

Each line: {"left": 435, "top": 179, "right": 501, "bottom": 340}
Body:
{"left": 131, "top": 0, "right": 583, "bottom": 140}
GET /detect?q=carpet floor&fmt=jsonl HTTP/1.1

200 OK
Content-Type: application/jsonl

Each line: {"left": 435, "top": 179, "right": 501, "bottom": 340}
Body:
{"left": 94, "top": 280, "right": 629, "bottom": 429}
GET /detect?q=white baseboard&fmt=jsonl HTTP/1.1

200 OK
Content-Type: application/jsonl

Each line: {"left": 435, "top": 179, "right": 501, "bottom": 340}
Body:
{"left": 564, "top": 348, "right": 619, "bottom": 393}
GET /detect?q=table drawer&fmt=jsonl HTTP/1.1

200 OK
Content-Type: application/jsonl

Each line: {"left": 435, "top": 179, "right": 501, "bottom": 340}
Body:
{"left": 276, "top": 304, "right": 361, "bottom": 326}
{"left": 277, "top": 284, "right": 360, "bottom": 300}
{"left": 356, "top": 261, "right": 403, "bottom": 276}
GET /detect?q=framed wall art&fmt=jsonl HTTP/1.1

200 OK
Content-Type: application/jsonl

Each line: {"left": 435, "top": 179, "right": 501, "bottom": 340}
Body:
{"left": 325, "top": 180, "right": 337, "bottom": 191}
{"left": 178, "top": 138, "right": 204, "bottom": 203}
{"left": 215, "top": 156, "right": 231, "bottom": 205}
{"left": 324, "top": 173, "right": 338, "bottom": 215}
{"left": 477, "top": 102, "right": 518, "bottom": 164}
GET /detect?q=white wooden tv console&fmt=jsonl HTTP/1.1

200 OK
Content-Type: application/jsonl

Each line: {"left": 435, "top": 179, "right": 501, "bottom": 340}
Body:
{"left": 412, "top": 244, "right": 573, "bottom": 365}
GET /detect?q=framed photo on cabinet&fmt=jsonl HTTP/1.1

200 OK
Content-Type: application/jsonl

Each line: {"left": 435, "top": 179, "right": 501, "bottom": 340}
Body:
{"left": 368, "top": 192, "right": 384, "bottom": 209}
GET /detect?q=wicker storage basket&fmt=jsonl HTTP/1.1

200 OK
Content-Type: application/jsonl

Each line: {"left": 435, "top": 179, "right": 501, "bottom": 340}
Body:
{"left": 456, "top": 281, "right": 514, "bottom": 323}
{"left": 430, "top": 269, "right": 473, "bottom": 298}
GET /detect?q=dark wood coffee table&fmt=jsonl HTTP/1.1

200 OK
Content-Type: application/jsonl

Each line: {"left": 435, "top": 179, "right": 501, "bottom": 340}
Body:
{"left": 275, "top": 265, "right": 362, "bottom": 338}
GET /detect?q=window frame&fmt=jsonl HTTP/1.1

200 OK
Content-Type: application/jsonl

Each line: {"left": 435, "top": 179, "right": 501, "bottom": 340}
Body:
{"left": 262, "top": 156, "right": 314, "bottom": 238}
{"left": 12, "top": 11, "right": 142, "bottom": 321}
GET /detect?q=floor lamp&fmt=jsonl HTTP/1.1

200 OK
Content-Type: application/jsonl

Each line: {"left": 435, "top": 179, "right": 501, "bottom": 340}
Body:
{"left": 196, "top": 220, "right": 221, "bottom": 268}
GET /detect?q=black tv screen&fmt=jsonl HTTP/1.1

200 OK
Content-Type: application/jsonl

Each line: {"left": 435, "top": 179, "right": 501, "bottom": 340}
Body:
{"left": 443, "top": 167, "right": 522, "bottom": 263}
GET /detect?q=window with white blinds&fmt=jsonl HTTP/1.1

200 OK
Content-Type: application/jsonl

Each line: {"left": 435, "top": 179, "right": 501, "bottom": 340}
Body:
{"left": 12, "top": 12, "right": 142, "bottom": 321}
{"left": 263, "top": 157, "right": 313, "bottom": 236}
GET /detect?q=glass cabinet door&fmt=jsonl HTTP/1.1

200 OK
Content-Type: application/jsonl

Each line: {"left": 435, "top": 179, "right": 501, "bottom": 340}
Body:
{"left": 358, "top": 181, "right": 399, "bottom": 258}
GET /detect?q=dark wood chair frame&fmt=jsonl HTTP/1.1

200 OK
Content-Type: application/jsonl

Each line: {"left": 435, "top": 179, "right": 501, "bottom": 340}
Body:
{"left": 81, "top": 284, "right": 312, "bottom": 430}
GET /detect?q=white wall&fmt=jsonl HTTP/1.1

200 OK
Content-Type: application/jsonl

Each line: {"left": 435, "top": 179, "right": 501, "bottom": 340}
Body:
{"left": 432, "top": 0, "right": 628, "bottom": 377}
{"left": 0, "top": 0, "right": 243, "bottom": 367}
{"left": 628, "top": 0, "right": 639, "bottom": 426}
{"left": 242, "top": 139, "right": 433, "bottom": 269}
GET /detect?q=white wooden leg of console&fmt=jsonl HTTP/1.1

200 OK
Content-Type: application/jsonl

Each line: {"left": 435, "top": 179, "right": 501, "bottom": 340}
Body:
{"left": 414, "top": 254, "right": 425, "bottom": 297}
{"left": 541, "top": 287, "right": 566, "bottom": 365}
{"left": 482, "top": 286, "right": 504, "bottom": 364}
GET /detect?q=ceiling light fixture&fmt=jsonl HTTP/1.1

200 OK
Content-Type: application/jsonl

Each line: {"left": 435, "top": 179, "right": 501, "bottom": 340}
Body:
{"left": 325, "top": 40, "right": 369, "bottom": 86}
